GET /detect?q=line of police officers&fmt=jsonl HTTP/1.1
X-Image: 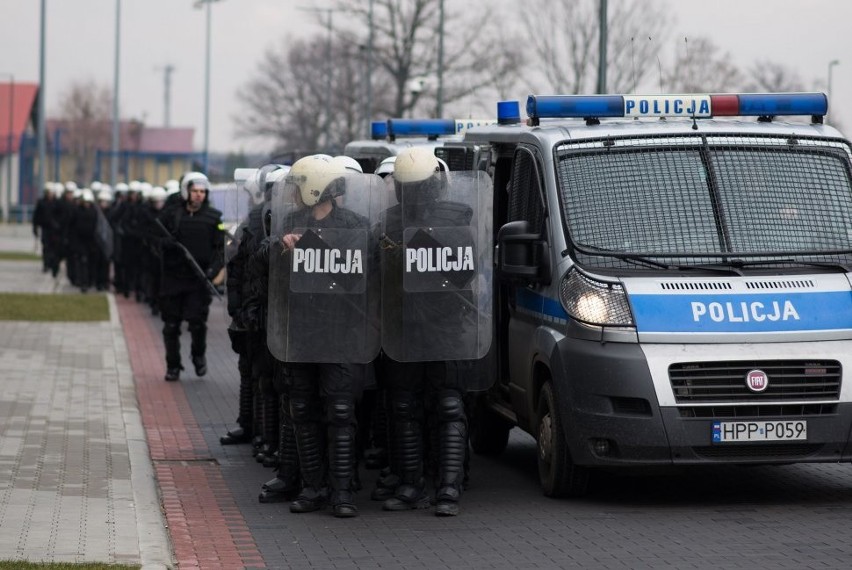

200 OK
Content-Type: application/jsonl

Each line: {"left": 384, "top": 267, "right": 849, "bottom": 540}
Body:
{"left": 33, "top": 179, "right": 178, "bottom": 300}
{"left": 33, "top": 147, "right": 491, "bottom": 519}
{"left": 221, "top": 148, "right": 493, "bottom": 518}
{"left": 33, "top": 174, "right": 227, "bottom": 382}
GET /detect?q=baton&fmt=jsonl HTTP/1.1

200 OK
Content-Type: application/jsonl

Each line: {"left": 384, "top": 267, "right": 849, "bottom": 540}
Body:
{"left": 154, "top": 217, "right": 223, "bottom": 300}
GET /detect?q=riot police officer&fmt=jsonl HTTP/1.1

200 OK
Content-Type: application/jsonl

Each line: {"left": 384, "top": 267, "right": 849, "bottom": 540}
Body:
{"left": 156, "top": 172, "right": 225, "bottom": 382}
{"left": 266, "top": 155, "right": 381, "bottom": 517}
{"left": 378, "top": 146, "right": 492, "bottom": 516}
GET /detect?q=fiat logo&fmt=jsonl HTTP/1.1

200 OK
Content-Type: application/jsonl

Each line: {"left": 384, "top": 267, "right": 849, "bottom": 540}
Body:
{"left": 746, "top": 369, "right": 768, "bottom": 392}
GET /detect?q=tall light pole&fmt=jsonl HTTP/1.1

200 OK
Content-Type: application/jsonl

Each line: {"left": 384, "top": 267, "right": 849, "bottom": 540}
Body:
{"left": 111, "top": 0, "right": 121, "bottom": 186}
{"left": 364, "top": 0, "right": 373, "bottom": 138}
{"left": 596, "top": 0, "right": 608, "bottom": 94}
{"left": 436, "top": 0, "right": 445, "bottom": 117}
{"left": 37, "top": 0, "right": 47, "bottom": 205}
{"left": 827, "top": 59, "right": 840, "bottom": 125}
{"left": 195, "top": 0, "right": 223, "bottom": 173}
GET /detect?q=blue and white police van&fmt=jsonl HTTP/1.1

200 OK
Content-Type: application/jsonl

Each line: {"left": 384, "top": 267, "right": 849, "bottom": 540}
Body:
{"left": 344, "top": 118, "right": 495, "bottom": 173}
{"left": 453, "top": 92, "right": 852, "bottom": 497}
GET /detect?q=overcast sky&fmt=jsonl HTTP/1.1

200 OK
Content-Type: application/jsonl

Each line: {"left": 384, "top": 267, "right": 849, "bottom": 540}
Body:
{"left": 2, "top": 0, "right": 851, "bottom": 154}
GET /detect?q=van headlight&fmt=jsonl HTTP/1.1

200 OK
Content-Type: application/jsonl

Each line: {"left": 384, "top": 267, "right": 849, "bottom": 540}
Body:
{"left": 559, "top": 268, "right": 634, "bottom": 327}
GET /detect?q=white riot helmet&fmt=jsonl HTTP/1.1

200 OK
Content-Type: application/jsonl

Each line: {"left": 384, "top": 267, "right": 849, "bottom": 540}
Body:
{"left": 128, "top": 180, "right": 142, "bottom": 193}
{"left": 375, "top": 156, "right": 396, "bottom": 178}
{"left": 393, "top": 146, "right": 447, "bottom": 203}
{"left": 81, "top": 189, "right": 95, "bottom": 203}
{"left": 114, "top": 182, "right": 129, "bottom": 194}
{"left": 165, "top": 179, "right": 180, "bottom": 196}
{"left": 139, "top": 182, "right": 153, "bottom": 201}
{"left": 286, "top": 155, "right": 347, "bottom": 207}
{"left": 90, "top": 181, "right": 103, "bottom": 192}
{"left": 150, "top": 186, "right": 167, "bottom": 203}
{"left": 264, "top": 166, "right": 290, "bottom": 202}
{"left": 44, "top": 181, "right": 56, "bottom": 196}
{"left": 97, "top": 189, "right": 113, "bottom": 203}
{"left": 65, "top": 181, "right": 78, "bottom": 192}
{"left": 179, "top": 171, "right": 210, "bottom": 200}
{"left": 332, "top": 155, "right": 364, "bottom": 174}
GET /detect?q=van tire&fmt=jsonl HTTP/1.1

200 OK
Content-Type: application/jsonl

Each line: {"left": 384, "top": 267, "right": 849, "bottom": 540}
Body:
{"left": 470, "top": 396, "right": 512, "bottom": 456}
{"left": 536, "top": 382, "right": 589, "bottom": 497}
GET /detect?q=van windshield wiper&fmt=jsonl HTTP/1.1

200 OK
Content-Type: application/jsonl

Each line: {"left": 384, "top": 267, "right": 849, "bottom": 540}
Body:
{"left": 574, "top": 244, "right": 670, "bottom": 269}
{"left": 674, "top": 258, "right": 852, "bottom": 274}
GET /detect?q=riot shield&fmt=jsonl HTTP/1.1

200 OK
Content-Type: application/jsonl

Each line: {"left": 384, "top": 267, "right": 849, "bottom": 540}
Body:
{"left": 380, "top": 170, "right": 493, "bottom": 368}
{"left": 94, "top": 206, "right": 114, "bottom": 260}
{"left": 267, "top": 173, "right": 384, "bottom": 364}
{"left": 225, "top": 168, "right": 261, "bottom": 266}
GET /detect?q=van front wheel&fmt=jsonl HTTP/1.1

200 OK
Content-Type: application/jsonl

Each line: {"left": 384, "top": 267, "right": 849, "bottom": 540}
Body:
{"left": 536, "top": 382, "right": 589, "bottom": 497}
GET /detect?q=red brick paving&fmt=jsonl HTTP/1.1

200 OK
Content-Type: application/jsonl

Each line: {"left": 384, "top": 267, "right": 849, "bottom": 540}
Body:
{"left": 117, "top": 296, "right": 265, "bottom": 569}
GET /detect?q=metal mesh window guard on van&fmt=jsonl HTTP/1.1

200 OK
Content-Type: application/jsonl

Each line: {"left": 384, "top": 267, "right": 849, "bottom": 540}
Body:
{"left": 555, "top": 134, "right": 852, "bottom": 271}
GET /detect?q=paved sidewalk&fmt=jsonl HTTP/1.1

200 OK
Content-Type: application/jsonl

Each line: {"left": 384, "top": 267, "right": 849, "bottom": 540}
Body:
{"left": 0, "top": 224, "right": 172, "bottom": 567}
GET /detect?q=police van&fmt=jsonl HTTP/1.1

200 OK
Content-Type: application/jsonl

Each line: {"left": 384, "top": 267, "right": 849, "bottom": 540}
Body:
{"left": 344, "top": 118, "right": 494, "bottom": 173}
{"left": 451, "top": 93, "right": 852, "bottom": 497}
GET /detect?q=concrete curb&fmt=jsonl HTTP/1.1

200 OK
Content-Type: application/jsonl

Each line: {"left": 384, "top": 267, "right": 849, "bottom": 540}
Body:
{"left": 109, "top": 292, "right": 175, "bottom": 569}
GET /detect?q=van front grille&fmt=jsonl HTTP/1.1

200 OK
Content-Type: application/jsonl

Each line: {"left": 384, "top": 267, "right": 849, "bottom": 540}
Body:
{"left": 670, "top": 360, "right": 841, "bottom": 403}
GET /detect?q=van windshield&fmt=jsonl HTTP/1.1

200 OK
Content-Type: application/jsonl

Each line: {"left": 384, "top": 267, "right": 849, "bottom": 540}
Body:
{"left": 556, "top": 134, "right": 852, "bottom": 271}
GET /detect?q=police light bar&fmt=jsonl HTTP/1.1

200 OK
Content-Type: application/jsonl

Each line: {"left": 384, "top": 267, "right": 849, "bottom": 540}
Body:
{"left": 386, "top": 118, "right": 456, "bottom": 139}
{"left": 525, "top": 93, "right": 828, "bottom": 122}
{"left": 371, "top": 121, "right": 388, "bottom": 140}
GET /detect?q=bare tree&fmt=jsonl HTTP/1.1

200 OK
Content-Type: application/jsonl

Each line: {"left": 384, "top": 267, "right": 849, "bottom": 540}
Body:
{"left": 520, "top": 0, "right": 670, "bottom": 94}
{"left": 663, "top": 36, "right": 744, "bottom": 93}
{"left": 742, "top": 60, "right": 806, "bottom": 92}
{"left": 334, "top": 0, "right": 524, "bottom": 118}
{"left": 57, "top": 80, "right": 112, "bottom": 183}
{"left": 235, "top": 32, "right": 395, "bottom": 156}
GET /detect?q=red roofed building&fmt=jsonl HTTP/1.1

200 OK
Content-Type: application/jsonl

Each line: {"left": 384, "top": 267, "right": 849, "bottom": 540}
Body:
{"left": 0, "top": 80, "right": 200, "bottom": 221}
{"left": 0, "top": 82, "right": 39, "bottom": 222}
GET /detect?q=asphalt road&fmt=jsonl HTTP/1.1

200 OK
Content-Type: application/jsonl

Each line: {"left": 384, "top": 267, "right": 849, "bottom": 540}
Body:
{"left": 180, "top": 304, "right": 852, "bottom": 570}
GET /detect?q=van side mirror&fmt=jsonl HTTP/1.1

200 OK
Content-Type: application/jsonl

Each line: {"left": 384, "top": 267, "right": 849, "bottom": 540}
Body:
{"left": 496, "top": 220, "right": 551, "bottom": 284}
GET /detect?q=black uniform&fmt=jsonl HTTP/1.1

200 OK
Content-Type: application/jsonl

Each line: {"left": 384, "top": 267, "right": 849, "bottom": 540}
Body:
{"left": 274, "top": 202, "right": 373, "bottom": 517}
{"left": 156, "top": 197, "right": 225, "bottom": 380}
{"left": 32, "top": 193, "right": 62, "bottom": 277}
{"left": 379, "top": 191, "right": 475, "bottom": 516}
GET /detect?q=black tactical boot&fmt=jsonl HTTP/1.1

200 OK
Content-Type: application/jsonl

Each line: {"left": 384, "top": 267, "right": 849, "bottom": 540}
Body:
{"left": 434, "top": 391, "right": 467, "bottom": 517}
{"left": 382, "top": 401, "right": 429, "bottom": 511}
{"left": 328, "top": 400, "right": 359, "bottom": 518}
{"left": 290, "top": 401, "right": 327, "bottom": 513}
{"left": 219, "top": 426, "right": 251, "bottom": 445}
{"left": 192, "top": 355, "right": 207, "bottom": 377}
{"left": 163, "top": 322, "right": 181, "bottom": 382}
{"left": 259, "top": 404, "right": 300, "bottom": 503}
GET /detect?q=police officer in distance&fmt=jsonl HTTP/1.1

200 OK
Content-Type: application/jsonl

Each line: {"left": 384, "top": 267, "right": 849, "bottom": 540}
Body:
{"left": 156, "top": 171, "right": 225, "bottom": 382}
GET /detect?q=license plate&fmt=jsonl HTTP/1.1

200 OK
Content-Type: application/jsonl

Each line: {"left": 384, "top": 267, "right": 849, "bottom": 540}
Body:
{"left": 712, "top": 420, "right": 807, "bottom": 443}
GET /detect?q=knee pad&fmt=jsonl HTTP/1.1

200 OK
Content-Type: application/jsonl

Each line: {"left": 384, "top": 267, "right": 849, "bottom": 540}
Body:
{"left": 437, "top": 391, "right": 465, "bottom": 423}
{"left": 188, "top": 321, "right": 206, "bottom": 335}
{"left": 327, "top": 399, "right": 355, "bottom": 427}
{"left": 163, "top": 321, "right": 181, "bottom": 337}
{"left": 290, "top": 398, "right": 316, "bottom": 424}
{"left": 390, "top": 396, "right": 421, "bottom": 423}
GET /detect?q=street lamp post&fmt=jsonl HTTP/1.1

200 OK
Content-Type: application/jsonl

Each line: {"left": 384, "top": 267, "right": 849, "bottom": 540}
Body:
{"left": 195, "top": 0, "right": 223, "bottom": 173}
{"left": 828, "top": 59, "right": 840, "bottom": 125}
{"left": 112, "top": 0, "right": 121, "bottom": 186}
{"left": 37, "top": 0, "right": 47, "bottom": 211}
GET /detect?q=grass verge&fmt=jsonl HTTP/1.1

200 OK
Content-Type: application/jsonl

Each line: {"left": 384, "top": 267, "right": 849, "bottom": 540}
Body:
{"left": 0, "top": 252, "right": 41, "bottom": 261}
{"left": 0, "top": 293, "right": 109, "bottom": 321}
